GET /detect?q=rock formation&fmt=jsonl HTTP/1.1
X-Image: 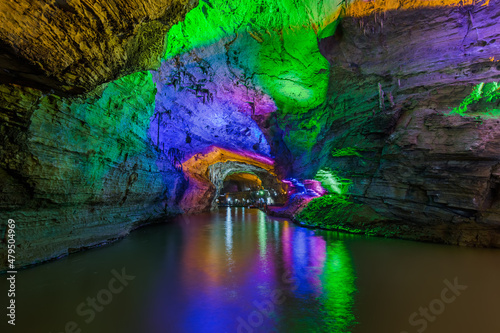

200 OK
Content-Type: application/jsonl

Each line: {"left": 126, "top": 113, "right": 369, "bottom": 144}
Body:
{"left": 298, "top": 0, "right": 500, "bottom": 246}
{"left": 0, "top": 0, "right": 197, "bottom": 93}
{"left": 0, "top": 1, "right": 196, "bottom": 269}
{"left": 180, "top": 146, "right": 281, "bottom": 213}
{"left": 1, "top": 0, "right": 500, "bottom": 271}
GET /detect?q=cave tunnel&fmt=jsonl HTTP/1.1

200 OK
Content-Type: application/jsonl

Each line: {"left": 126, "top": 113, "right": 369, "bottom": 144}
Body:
{"left": 221, "top": 173, "right": 263, "bottom": 194}
{"left": 1, "top": 0, "right": 500, "bottom": 332}
{"left": 211, "top": 165, "right": 288, "bottom": 208}
{"left": 218, "top": 172, "right": 265, "bottom": 207}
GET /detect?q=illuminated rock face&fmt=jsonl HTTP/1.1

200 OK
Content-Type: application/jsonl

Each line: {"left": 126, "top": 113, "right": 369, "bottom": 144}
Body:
{"left": 161, "top": 0, "right": 346, "bottom": 165}
{"left": 0, "top": 1, "right": 197, "bottom": 269}
{"left": 152, "top": 0, "right": 500, "bottom": 246}
{"left": 297, "top": 1, "right": 500, "bottom": 245}
{"left": 149, "top": 46, "right": 275, "bottom": 159}
{"left": 209, "top": 161, "right": 286, "bottom": 209}
{"left": 222, "top": 173, "right": 262, "bottom": 193}
{"left": 2, "top": 0, "right": 500, "bottom": 271}
{"left": 0, "top": 72, "right": 188, "bottom": 269}
{"left": 0, "top": 0, "right": 197, "bottom": 93}
{"left": 179, "top": 146, "right": 282, "bottom": 213}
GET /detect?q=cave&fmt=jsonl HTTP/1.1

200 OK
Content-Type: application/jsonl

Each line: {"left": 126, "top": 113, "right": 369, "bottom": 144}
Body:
{"left": 217, "top": 171, "right": 286, "bottom": 207}
{"left": 1, "top": 0, "right": 500, "bottom": 332}
{"left": 221, "top": 173, "right": 263, "bottom": 194}
{"left": 218, "top": 173, "right": 262, "bottom": 207}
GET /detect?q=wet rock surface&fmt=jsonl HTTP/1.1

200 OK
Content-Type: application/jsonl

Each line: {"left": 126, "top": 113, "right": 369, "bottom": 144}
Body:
{"left": 0, "top": 75, "right": 188, "bottom": 270}
{"left": 293, "top": 1, "right": 500, "bottom": 245}
{"left": 2, "top": 0, "right": 500, "bottom": 271}
{"left": 179, "top": 146, "right": 280, "bottom": 213}
{"left": 0, "top": 0, "right": 197, "bottom": 94}
{"left": 0, "top": 0, "right": 195, "bottom": 269}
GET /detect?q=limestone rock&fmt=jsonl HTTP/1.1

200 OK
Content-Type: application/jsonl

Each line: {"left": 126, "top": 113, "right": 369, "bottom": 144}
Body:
{"left": 300, "top": 1, "right": 500, "bottom": 245}
{"left": 0, "top": 0, "right": 198, "bottom": 94}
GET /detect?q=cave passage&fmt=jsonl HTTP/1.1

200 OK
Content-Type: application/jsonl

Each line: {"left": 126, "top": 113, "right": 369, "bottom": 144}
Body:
{"left": 218, "top": 172, "right": 264, "bottom": 207}
{"left": 217, "top": 172, "right": 286, "bottom": 207}
{"left": 1, "top": 0, "right": 500, "bottom": 332}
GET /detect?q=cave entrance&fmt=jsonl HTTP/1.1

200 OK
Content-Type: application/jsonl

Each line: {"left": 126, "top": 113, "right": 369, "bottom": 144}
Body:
{"left": 208, "top": 161, "right": 287, "bottom": 210}
{"left": 218, "top": 173, "right": 263, "bottom": 207}
{"left": 179, "top": 147, "right": 287, "bottom": 213}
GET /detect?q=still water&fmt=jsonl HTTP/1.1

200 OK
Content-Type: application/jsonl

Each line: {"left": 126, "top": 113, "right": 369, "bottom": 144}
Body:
{"left": 2, "top": 208, "right": 500, "bottom": 333}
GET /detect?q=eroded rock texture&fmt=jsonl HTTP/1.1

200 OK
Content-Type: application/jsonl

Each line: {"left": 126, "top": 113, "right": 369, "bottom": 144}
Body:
{"left": 2, "top": 0, "right": 500, "bottom": 272}
{"left": 0, "top": 0, "right": 196, "bottom": 270}
{"left": 0, "top": 73, "right": 187, "bottom": 269}
{"left": 0, "top": 0, "right": 197, "bottom": 94}
{"left": 299, "top": 1, "right": 500, "bottom": 246}
{"left": 180, "top": 146, "right": 281, "bottom": 213}
{"left": 210, "top": 161, "right": 286, "bottom": 209}
{"left": 150, "top": 46, "right": 275, "bottom": 160}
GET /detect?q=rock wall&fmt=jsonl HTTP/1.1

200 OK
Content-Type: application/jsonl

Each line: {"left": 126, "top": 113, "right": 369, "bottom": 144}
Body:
{"left": 150, "top": 45, "right": 275, "bottom": 160}
{"left": 2, "top": 0, "right": 500, "bottom": 272}
{"left": 293, "top": 1, "right": 500, "bottom": 246}
{"left": 179, "top": 146, "right": 280, "bottom": 213}
{"left": 0, "top": 0, "right": 197, "bottom": 270}
{"left": 210, "top": 161, "right": 286, "bottom": 209}
{"left": 0, "top": 0, "right": 198, "bottom": 94}
{"left": 0, "top": 72, "right": 187, "bottom": 270}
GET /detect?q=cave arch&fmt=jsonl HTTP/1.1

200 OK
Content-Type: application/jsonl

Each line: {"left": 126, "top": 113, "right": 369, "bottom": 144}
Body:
{"left": 179, "top": 146, "right": 285, "bottom": 213}
{"left": 209, "top": 162, "right": 285, "bottom": 209}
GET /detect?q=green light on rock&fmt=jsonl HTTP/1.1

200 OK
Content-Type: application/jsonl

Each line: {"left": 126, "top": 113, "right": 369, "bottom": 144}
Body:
{"left": 33, "top": 71, "right": 157, "bottom": 193}
{"left": 449, "top": 81, "right": 500, "bottom": 118}
{"left": 164, "top": 0, "right": 342, "bottom": 144}
{"left": 165, "top": 0, "right": 342, "bottom": 59}
{"left": 315, "top": 168, "right": 352, "bottom": 196}
{"left": 296, "top": 194, "right": 362, "bottom": 229}
{"left": 331, "top": 147, "right": 363, "bottom": 158}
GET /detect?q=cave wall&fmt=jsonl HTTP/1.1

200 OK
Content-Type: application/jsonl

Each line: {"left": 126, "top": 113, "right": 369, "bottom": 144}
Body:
{"left": 0, "top": 72, "right": 188, "bottom": 269}
{"left": 161, "top": 0, "right": 347, "bottom": 176}
{"left": 210, "top": 161, "right": 286, "bottom": 209}
{"left": 293, "top": 1, "right": 500, "bottom": 245}
{"left": 179, "top": 146, "right": 279, "bottom": 213}
{"left": 0, "top": 1, "right": 197, "bottom": 270}
{"left": 0, "top": 0, "right": 198, "bottom": 94}
{"left": 2, "top": 0, "right": 500, "bottom": 271}
{"left": 155, "top": 0, "right": 500, "bottom": 246}
{"left": 222, "top": 173, "right": 263, "bottom": 193}
{"left": 149, "top": 45, "right": 275, "bottom": 159}
{"left": 1, "top": 0, "right": 331, "bottom": 270}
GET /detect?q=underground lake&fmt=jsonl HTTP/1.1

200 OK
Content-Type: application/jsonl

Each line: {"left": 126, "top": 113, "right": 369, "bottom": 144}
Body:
{"left": 2, "top": 208, "right": 500, "bottom": 332}
{"left": 1, "top": 0, "right": 500, "bottom": 332}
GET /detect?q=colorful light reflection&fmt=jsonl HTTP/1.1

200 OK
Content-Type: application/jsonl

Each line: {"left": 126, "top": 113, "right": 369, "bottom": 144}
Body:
{"left": 147, "top": 209, "right": 357, "bottom": 332}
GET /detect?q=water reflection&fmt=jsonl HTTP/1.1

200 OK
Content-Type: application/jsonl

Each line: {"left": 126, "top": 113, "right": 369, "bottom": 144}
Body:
{"left": 258, "top": 210, "right": 267, "bottom": 262}
{"left": 322, "top": 241, "right": 357, "bottom": 331}
{"left": 4, "top": 208, "right": 498, "bottom": 333}
{"left": 159, "top": 208, "right": 357, "bottom": 332}
{"left": 225, "top": 207, "right": 233, "bottom": 263}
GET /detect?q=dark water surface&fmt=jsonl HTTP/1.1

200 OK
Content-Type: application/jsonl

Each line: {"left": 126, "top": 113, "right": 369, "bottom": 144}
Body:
{"left": 2, "top": 208, "right": 500, "bottom": 333}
